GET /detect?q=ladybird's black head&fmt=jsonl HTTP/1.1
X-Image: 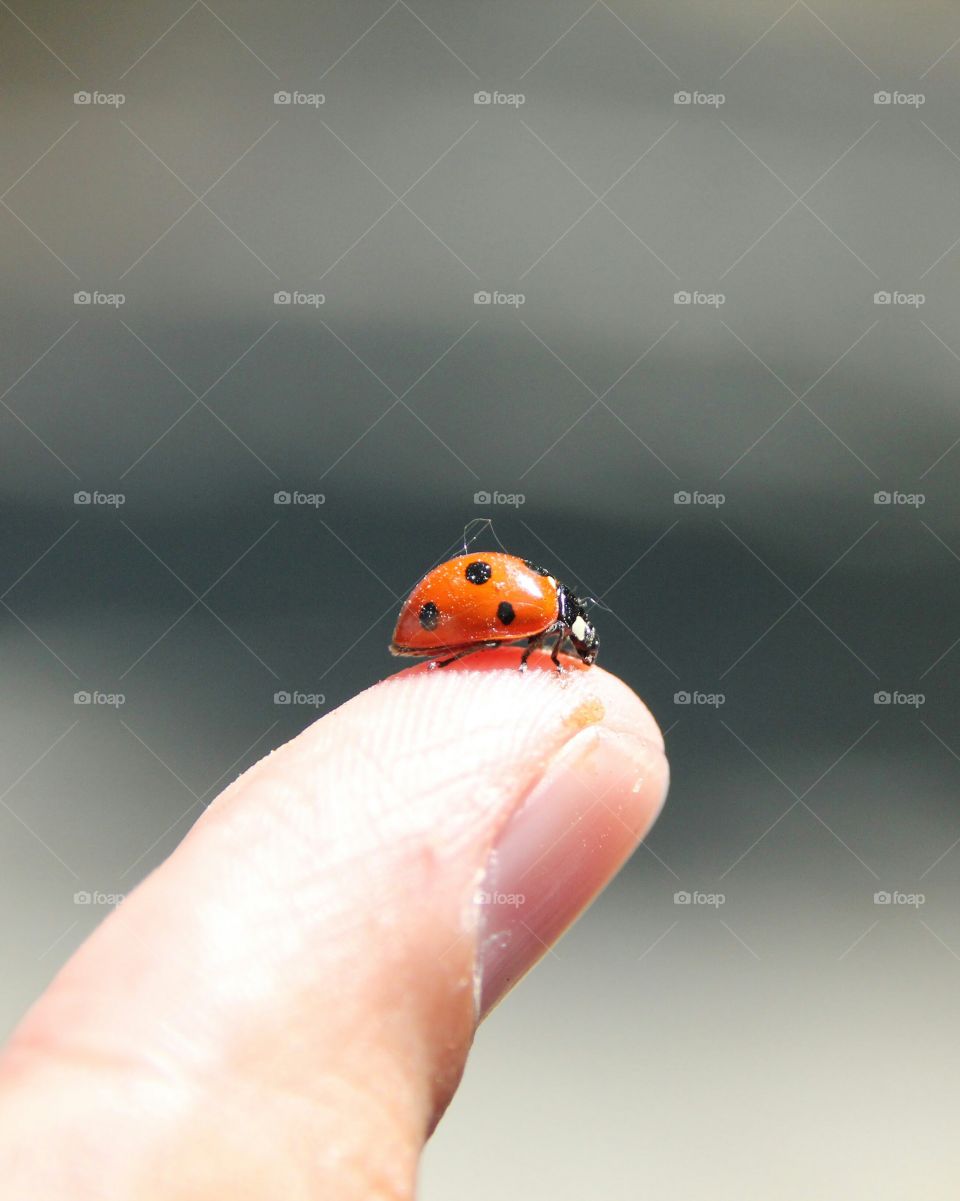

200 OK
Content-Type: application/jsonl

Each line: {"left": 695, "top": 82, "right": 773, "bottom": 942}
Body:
{"left": 558, "top": 585, "right": 599, "bottom": 666}
{"left": 571, "top": 615, "right": 599, "bottom": 665}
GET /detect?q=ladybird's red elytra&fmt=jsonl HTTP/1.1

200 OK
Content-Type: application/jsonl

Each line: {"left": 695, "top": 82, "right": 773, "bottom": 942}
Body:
{"left": 390, "top": 551, "right": 599, "bottom": 671}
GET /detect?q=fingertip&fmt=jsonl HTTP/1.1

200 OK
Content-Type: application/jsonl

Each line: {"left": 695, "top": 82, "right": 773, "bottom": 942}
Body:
{"left": 475, "top": 723, "right": 668, "bottom": 1016}
{"left": 367, "top": 649, "right": 670, "bottom": 1017}
{"left": 379, "top": 647, "right": 666, "bottom": 755}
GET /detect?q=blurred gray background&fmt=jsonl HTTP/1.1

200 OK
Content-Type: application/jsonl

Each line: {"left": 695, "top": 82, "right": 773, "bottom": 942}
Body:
{"left": 3, "top": 0, "right": 960, "bottom": 1196}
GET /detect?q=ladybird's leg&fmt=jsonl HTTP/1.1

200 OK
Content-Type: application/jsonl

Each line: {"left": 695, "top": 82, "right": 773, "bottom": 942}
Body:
{"left": 519, "top": 634, "right": 545, "bottom": 671}
{"left": 431, "top": 648, "right": 480, "bottom": 669}
{"left": 550, "top": 632, "right": 566, "bottom": 670}
{"left": 520, "top": 624, "right": 565, "bottom": 670}
{"left": 431, "top": 642, "right": 499, "bottom": 669}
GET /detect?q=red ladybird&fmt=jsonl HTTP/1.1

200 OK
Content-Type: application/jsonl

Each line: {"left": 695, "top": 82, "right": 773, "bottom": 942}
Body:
{"left": 390, "top": 551, "right": 598, "bottom": 670}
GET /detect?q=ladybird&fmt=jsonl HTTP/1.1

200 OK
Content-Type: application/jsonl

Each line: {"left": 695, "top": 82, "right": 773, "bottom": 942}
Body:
{"left": 390, "top": 551, "right": 598, "bottom": 670}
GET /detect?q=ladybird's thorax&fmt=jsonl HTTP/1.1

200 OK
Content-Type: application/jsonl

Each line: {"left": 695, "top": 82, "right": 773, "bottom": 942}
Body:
{"left": 557, "top": 584, "right": 586, "bottom": 627}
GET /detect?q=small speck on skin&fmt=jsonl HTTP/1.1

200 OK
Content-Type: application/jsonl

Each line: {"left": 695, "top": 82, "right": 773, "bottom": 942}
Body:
{"left": 564, "top": 697, "right": 605, "bottom": 732}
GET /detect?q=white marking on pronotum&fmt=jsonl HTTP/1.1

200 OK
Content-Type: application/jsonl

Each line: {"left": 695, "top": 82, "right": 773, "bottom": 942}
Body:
{"left": 571, "top": 616, "right": 587, "bottom": 641}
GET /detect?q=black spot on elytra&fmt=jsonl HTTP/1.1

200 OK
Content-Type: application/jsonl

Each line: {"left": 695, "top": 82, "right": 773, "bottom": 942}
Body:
{"left": 418, "top": 601, "right": 439, "bottom": 630}
{"left": 497, "top": 601, "right": 515, "bottom": 626}
{"left": 465, "top": 560, "right": 492, "bottom": 585}
{"left": 523, "top": 559, "right": 551, "bottom": 577}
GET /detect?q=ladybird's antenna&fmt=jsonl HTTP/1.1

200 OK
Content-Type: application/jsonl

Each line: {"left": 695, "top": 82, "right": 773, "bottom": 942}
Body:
{"left": 460, "top": 517, "right": 507, "bottom": 554}
{"left": 402, "top": 520, "right": 508, "bottom": 603}
{"left": 581, "top": 593, "right": 614, "bottom": 614}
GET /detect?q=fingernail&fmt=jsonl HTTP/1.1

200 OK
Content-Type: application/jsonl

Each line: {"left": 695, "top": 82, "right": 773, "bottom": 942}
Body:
{"left": 475, "top": 727, "right": 669, "bottom": 1018}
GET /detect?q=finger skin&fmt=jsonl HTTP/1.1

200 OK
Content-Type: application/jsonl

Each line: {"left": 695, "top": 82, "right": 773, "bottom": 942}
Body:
{"left": 0, "top": 651, "right": 668, "bottom": 1200}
